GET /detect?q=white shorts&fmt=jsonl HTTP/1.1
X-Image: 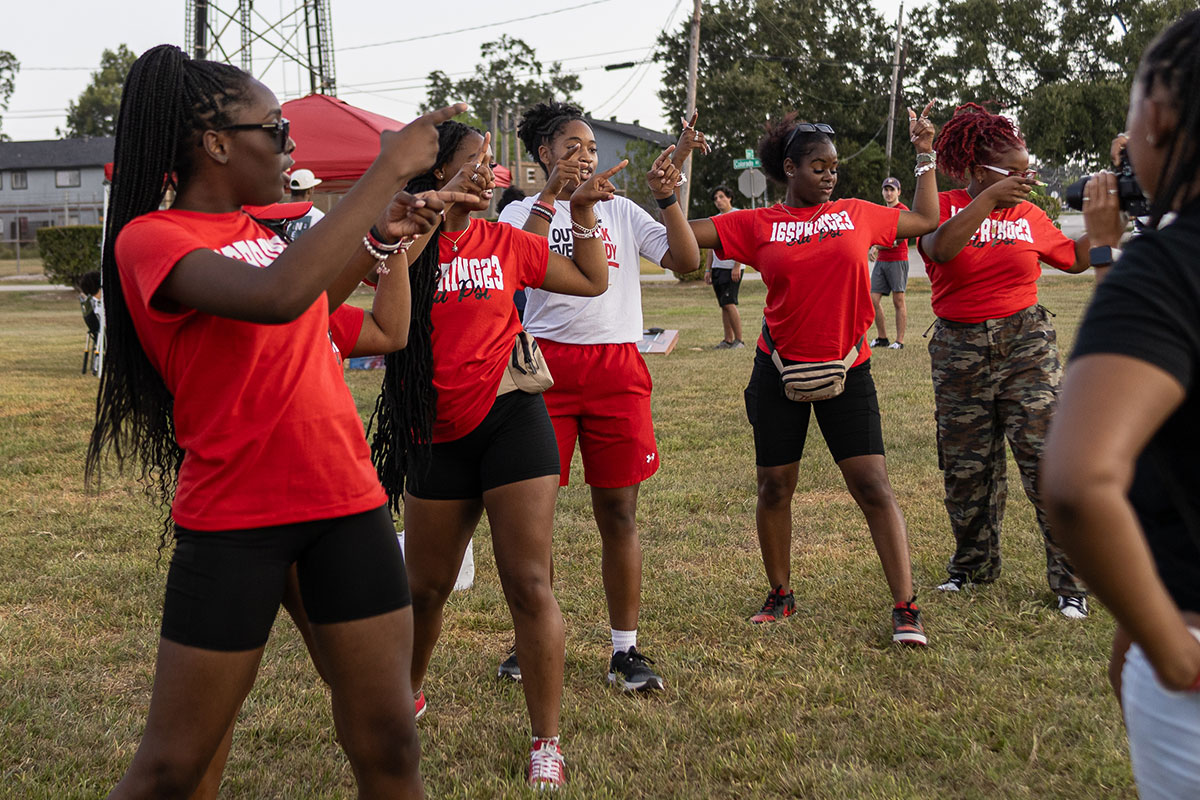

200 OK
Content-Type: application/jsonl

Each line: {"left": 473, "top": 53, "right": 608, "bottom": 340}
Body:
{"left": 1122, "top": 637, "right": 1200, "bottom": 800}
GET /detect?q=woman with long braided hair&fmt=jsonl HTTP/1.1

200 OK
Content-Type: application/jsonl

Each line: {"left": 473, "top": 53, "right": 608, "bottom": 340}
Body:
{"left": 371, "top": 121, "right": 618, "bottom": 789}
{"left": 918, "top": 103, "right": 1108, "bottom": 617}
{"left": 88, "top": 44, "right": 468, "bottom": 798}
{"left": 1044, "top": 11, "right": 1200, "bottom": 797}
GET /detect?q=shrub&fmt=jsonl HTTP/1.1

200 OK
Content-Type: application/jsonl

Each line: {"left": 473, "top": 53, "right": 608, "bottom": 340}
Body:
{"left": 36, "top": 225, "right": 102, "bottom": 287}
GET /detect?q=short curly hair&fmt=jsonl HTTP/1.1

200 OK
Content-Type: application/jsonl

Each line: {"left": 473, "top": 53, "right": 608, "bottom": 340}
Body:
{"left": 933, "top": 103, "right": 1025, "bottom": 183}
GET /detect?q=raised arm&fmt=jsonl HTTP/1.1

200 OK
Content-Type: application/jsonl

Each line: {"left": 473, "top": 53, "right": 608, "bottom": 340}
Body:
{"left": 540, "top": 161, "right": 628, "bottom": 297}
{"left": 1043, "top": 354, "right": 1200, "bottom": 690}
{"left": 895, "top": 101, "right": 941, "bottom": 240}
{"left": 648, "top": 145, "right": 701, "bottom": 274}
{"left": 522, "top": 143, "right": 582, "bottom": 237}
{"left": 918, "top": 174, "right": 1040, "bottom": 263}
{"left": 158, "top": 104, "right": 467, "bottom": 323}
{"left": 346, "top": 189, "right": 479, "bottom": 355}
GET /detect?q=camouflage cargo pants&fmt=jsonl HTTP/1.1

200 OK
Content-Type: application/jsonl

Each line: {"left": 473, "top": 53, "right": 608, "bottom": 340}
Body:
{"left": 928, "top": 304, "right": 1085, "bottom": 596}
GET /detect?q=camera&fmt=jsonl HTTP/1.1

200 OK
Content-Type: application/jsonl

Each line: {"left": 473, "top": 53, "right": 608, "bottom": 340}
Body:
{"left": 1065, "top": 150, "right": 1149, "bottom": 216}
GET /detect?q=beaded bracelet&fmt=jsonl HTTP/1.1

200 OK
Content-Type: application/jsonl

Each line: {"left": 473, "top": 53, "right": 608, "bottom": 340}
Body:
{"left": 571, "top": 216, "right": 603, "bottom": 239}
{"left": 915, "top": 151, "right": 937, "bottom": 164}
{"left": 914, "top": 162, "right": 937, "bottom": 178}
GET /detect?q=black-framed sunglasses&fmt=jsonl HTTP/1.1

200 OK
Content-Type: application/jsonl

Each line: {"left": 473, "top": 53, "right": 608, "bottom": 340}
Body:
{"left": 215, "top": 117, "right": 290, "bottom": 153}
{"left": 785, "top": 122, "right": 835, "bottom": 152}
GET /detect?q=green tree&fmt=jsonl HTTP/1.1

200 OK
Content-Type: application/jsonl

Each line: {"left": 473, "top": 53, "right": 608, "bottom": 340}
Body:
{"left": 0, "top": 50, "right": 19, "bottom": 142}
{"left": 615, "top": 138, "right": 662, "bottom": 216}
{"left": 655, "top": 0, "right": 897, "bottom": 211}
{"left": 905, "top": 0, "right": 1196, "bottom": 168}
{"left": 422, "top": 35, "right": 582, "bottom": 130}
{"left": 58, "top": 45, "right": 136, "bottom": 138}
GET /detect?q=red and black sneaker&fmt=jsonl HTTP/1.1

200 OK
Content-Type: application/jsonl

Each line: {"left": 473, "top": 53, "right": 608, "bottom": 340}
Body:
{"left": 892, "top": 599, "right": 928, "bottom": 646}
{"left": 749, "top": 585, "right": 795, "bottom": 624}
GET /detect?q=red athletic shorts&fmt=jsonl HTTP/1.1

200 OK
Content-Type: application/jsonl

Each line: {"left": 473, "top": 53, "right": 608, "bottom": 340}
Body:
{"left": 538, "top": 339, "right": 659, "bottom": 488}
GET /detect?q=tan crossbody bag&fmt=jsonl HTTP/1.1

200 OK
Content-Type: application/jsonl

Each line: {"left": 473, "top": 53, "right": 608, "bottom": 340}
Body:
{"left": 496, "top": 330, "right": 554, "bottom": 396}
{"left": 762, "top": 322, "right": 862, "bottom": 403}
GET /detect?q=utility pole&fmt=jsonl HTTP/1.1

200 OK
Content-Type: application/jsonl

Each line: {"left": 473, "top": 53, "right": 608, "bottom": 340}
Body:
{"left": 884, "top": 3, "right": 905, "bottom": 177}
{"left": 680, "top": 0, "right": 701, "bottom": 215}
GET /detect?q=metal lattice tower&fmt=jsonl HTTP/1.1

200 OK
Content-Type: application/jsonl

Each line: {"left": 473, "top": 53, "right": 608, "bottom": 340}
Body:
{"left": 185, "top": 0, "right": 337, "bottom": 95}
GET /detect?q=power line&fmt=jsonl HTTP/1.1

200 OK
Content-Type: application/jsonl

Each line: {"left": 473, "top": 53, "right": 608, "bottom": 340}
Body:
{"left": 338, "top": 0, "right": 618, "bottom": 52}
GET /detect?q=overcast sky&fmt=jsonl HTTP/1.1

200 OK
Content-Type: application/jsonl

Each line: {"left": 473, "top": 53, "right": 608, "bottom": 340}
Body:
{"left": 3, "top": 0, "right": 904, "bottom": 142}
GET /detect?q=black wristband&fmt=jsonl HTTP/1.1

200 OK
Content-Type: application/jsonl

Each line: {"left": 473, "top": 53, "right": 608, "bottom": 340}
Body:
{"left": 655, "top": 194, "right": 678, "bottom": 210}
{"left": 369, "top": 224, "right": 399, "bottom": 246}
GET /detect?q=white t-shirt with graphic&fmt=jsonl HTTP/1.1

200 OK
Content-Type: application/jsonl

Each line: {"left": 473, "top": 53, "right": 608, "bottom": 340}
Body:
{"left": 498, "top": 195, "right": 670, "bottom": 344}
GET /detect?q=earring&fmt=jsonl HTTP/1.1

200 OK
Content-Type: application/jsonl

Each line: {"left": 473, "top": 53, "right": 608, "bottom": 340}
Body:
{"left": 434, "top": 170, "right": 443, "bottom": 179}
{"left": 786, "top": 171, "right": 795, "bottom": 178}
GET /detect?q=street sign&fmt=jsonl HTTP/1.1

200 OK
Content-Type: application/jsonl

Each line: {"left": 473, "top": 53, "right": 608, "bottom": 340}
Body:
{"left": 733, "top": 157, "right": 762, "bottom": 169}
{"left": 744, "top": 148, "right": 756, "bottom": 159}
{"left": 738, "top": 168, "right": 767, "bottom": 198}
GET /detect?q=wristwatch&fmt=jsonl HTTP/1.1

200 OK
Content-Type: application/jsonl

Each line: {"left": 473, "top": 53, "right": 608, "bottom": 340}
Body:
{"left": 1089, "top": 246, "right": 1123, "bottom": 267}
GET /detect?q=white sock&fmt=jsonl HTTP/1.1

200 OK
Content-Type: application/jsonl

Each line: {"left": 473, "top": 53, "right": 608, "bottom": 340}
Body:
{"left": 611, "top": 628, "right": 637, "bottom": 655}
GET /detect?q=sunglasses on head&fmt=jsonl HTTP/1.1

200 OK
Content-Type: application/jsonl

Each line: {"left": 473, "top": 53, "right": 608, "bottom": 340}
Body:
{"left": 215, "top": 117, "right": 291, "bottom": 153}
{"left": 785, "top": 122, "right": 835, "bottom": 153}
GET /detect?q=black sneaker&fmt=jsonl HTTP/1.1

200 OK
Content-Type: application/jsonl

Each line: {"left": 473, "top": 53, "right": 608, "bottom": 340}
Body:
{"left": 892, "top": 599, "right": 928, "bottom": 646}
{"left": 497, "top": 644, "right": 522, "bottom": 683}
{"left": 607, "top": 646, "right": 664, "bottom": 692}
{"left": 870, "top": 337, "right": 890, "bottom": 347}
{"left": 749, "top": 585, "right": 795, "bottom": 623}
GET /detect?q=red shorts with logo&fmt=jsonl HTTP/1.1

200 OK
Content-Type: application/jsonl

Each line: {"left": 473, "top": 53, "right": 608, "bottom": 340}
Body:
{"left": 538, "top": 339, "right": 659, "bottom": 488}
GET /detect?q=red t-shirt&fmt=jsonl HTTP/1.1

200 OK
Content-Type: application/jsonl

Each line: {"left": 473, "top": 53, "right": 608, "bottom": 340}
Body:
{"left": 712, "top": 199, "right": 900, "bottom": 365}
{"left": 115, "top": 209, "right": 387, "bottom": 530}
{"left": 329, "top": 304, "right": 365, "bottom": 359}
{"left": 919, "top": 190, "right": 1076, "bottom": 322}
{"left": 431, "top": 219, "right": 549, "bottom": 442}
{"left": 876, "top": 202, "right": 910, "bottom": 261}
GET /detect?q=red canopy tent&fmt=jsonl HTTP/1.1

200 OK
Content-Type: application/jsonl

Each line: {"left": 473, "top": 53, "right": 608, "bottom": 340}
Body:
{"left": 282, "top": 94, "right": 511, "bottom": 190}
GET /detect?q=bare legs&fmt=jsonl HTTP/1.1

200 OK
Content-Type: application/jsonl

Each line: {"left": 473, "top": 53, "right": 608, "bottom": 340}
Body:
{"left": 405, "top": 475, "right": 564, "bottom": 737}
{"left": 720, "top": 303, "right": 743, "bottom": 345}
{"left": 109, "top": 608, "right": 423, "bottom": 800}
{"left": 871, "top": 291, "right": 908, "bottom": 344}
{"left": 591, "top": 484, "right": 642, "bottom": 631}
{"left": 754, "top": 454, "right": 913, "bottom": 602}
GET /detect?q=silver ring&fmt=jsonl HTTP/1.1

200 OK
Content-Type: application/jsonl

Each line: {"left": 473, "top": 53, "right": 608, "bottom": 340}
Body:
{"left": 470, "top": 174, "right": 481, "bottom": 184}
{"left": 1107, "top": 189, "right": 1118, "bottom": 195}
{"left": 1082, "top": 196, "right": 1091, "bottom": 202}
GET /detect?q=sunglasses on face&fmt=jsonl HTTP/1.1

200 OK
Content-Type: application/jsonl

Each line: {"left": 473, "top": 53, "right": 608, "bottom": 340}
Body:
{"left": 216, "top": 117, "right": 291, "bottom": 153}
{"left": 981, "top": 164, "right": 1039, "bottom": 180}
{"left": 785, "top": 122, "right": 835, "bottom": 153}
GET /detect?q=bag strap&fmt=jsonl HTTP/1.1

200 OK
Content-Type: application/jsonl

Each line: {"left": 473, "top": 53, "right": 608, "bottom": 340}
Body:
{"left": 762, "top": 319, "right": 863, "bottom": 369}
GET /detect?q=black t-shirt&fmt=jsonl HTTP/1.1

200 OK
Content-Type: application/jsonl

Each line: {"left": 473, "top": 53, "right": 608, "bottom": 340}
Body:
{"left": 1072, "top": 199, "right": 1200, "bottom": 613}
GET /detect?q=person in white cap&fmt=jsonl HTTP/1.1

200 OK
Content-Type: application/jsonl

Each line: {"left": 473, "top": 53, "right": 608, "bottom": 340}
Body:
{"left": 286, "top": 168, "right": 325, "bottom": 239}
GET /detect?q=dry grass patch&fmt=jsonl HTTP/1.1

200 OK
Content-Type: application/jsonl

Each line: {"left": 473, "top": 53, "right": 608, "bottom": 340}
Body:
{"left": 0, "top": 277, "right": 1133, "bottom": 798}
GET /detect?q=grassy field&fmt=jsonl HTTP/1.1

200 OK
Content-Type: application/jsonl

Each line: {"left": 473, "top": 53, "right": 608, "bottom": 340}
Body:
{"left": 0, "top": 277, "right": 1131, "bottom": 798}
{"left": 0, "top": 257, "right": 46, "bottom": 279}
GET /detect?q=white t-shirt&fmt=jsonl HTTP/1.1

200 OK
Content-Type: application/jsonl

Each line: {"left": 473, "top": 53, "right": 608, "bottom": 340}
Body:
{"left": 710, "top": 208, "right": 740, "bottom": 270}
{"left": 498, "top": 195, "right": 670, "bottom": 344}
{"left": 285, "top": 205, "right": 325, "bottom": 240}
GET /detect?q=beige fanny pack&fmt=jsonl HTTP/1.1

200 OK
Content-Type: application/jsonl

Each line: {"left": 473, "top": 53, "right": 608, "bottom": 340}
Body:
{"left": 496, "top": 330, "right": 554, "bottom": 396}
{"left": 762, "top": 322, "right": 861, "bottom": 403}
